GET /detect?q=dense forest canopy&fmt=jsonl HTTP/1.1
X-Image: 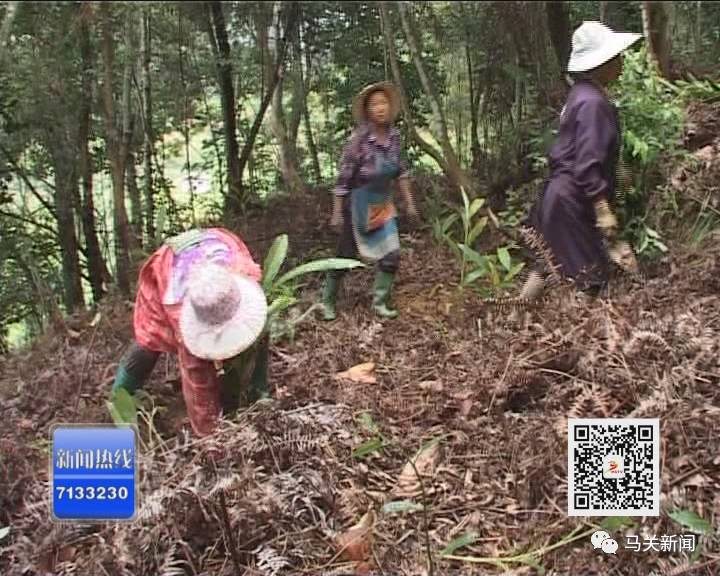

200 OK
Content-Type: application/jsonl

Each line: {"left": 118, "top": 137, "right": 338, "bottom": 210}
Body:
{"left": 0, "top": 0, "right": 719, "bottom": 349}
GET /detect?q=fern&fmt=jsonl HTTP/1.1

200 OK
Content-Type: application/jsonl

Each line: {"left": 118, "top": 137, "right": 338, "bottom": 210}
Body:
{"left": 255, "top": 545, "right": 290, "bottom": 576}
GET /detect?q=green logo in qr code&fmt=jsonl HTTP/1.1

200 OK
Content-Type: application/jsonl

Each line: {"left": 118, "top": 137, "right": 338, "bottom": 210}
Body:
{"left": 568, "top": 418, "right": 660, "bottom": 517}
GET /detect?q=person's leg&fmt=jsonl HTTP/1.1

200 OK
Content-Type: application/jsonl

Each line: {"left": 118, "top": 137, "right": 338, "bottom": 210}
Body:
{"left": 247, "top": 334, "right": 270, "bottom": 402}
{"left": 373, "top": 249, "right": 400, "bottom": 318}
{"left": 323, "top": 198, "right": 356, "bottom": 321}
{"left": 112, "top": 341, "right": 161, "bottom": 396}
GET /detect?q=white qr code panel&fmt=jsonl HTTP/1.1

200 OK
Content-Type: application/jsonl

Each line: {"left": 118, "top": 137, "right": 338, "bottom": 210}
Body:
{"left": 568, "top": 418, "right": 660, "bottom": 516}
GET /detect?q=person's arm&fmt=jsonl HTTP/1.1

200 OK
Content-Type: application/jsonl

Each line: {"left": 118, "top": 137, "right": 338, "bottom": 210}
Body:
{"left": 573, "top": 98, "right": 619, "bottom": 239}
{"left": 392, "top": 130, "right": 417, "bottom": 219}
{"left": 112, "top": 340, "right": 161, "bottom": 396}
{"left": 331, "top": 130, "right": 363, "bottom": 228}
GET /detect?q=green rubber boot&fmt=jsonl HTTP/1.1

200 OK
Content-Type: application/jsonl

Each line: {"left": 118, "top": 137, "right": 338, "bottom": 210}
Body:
{"left": 372, "top": 270, "right": 399, "bottom": 319}
{"left": 322, "top": 272, "right": 339, "bottom": 321}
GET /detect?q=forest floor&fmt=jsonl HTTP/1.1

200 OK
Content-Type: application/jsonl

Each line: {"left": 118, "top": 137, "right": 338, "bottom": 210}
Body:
{"left": 2, "top": 103, "right": 720, "bottom": 576}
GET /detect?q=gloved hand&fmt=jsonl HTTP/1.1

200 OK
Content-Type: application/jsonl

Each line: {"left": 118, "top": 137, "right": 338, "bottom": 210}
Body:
{"left": 608, "top": 240, "right": 639, "bottom": 274}
{"left": 330, "top": 196, "right": 344, "bottom": 233}
{"left": 594, "top": 198, "right": 618, "bottom": 240}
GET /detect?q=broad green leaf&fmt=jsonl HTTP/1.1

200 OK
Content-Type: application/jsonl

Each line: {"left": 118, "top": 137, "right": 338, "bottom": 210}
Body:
{"left": 108, "top": 389, "right": 137, "bottom": 425}
{"left": 505, "top": 262, "right": 525, "bottom": 281}
{"left": 440, "top": 532, "right": 480, "bottom": 556}
{"left": 487, "top": 258, "right": 500, "bottom": 286}
{"left": 600, "top": 516, "right": 635, "bottom": 531}
{"left": 469, "top": 197, "right": 485, "bottom": 219}
{"left": 262, "top": 234, "right": 289, "bottom": 292}
{"left": 461, "top": 187, "right": 470, "bottom": 217}
{"left": 497, "top": 247, "right": 512, "bottom": 271}
{"left": 458, "top": 244, "right": 484, "bottom": 265}
{"left": 0, "top": 526, "right": 9, "bottom": 541}
{"left": 275, "top": 258, "right": 364, "bottom": 287}
{"left": 645, "top": 227, "right": 660, "bottom": 239}
{"left": 352, "top": 438, "right": 385, "bottom": 459}
{"left": 468, "top": 217, "right": 488, "bottom": 244}
{"left": 442, "top": 213, "right": 459, "bottom": 233}
{"left": 637, "top": 234, "right": 649, "bottom": 254}
{"left": 655, "top": 240, "right": 668, "bottom": 252}
{"left": 357, "top": 411, "right": 379, "bottom": 435}
{"left": 462, "top": 267, "right": 488, "bottom": 286}
{"left": 383, "top": 500, "right": 423, "bottom": 514}
{"left": 668, "top": 509, "right": 713, "bottom": 535}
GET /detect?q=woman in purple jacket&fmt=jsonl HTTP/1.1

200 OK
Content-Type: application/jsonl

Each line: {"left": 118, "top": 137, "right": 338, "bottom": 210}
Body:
{"left": 520, "top": 22, "right": 641, "bottom": 300}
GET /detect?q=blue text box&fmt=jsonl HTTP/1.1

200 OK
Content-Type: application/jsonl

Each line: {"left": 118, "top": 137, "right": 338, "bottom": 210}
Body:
{"left": 51, "top": 426, "right": 137, "bottom": 521}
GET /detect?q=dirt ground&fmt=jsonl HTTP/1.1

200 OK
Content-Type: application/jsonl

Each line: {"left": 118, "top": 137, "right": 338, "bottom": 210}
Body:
{"left": 1, "top": 105, "right": 720, "bottom": 576}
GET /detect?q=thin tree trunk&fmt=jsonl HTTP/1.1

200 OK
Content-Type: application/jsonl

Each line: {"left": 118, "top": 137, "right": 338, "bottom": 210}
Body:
{"left": 100, "top": 4, "right": 131, "bottom": 296}
{"left": 465, "top": 43, "right": 480, "bottom": 169}
{"left": 207, "top": 0, "right": 242, "bottom": 210}
{"left": 546, "top": 1, "right": 572, "bottom": 72}
{"left": 382, "top": 2, "right": 469, "bottom": 193}
{"left": 266, "top": 3, "right": 304, "bottom": 195}
{"left": 126, "top": 150, "right": 143, "bottom": 243}
{"left": 642, "top": 1, "right": 672, "bottom": 78}
{"left": 599, "top": 1, "right": 608, "bottom": 22}
{"left": 53, "top": 160, "right": 85, "bottom": 312}
{"left": 79, "top": 11, "right": 106, "bottom": 302}
{"left": 300, "top": 24, "right": 321, "bottom": 184}
{"left": 141, "top": 5, "right": 155, "bottom": 242}
{"left": 235, "top": 1, "right": 299, "bottom": 210}
{"left": 178, "top": 11, "right": 196, "bottom": 226}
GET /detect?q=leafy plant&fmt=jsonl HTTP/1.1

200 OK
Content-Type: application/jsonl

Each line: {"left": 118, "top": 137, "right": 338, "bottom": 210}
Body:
{"left": 261, "top": 234, "right": 364, "bottom": 340}
{"left": 613, "top": 47, "right": 684, "bottom": 256}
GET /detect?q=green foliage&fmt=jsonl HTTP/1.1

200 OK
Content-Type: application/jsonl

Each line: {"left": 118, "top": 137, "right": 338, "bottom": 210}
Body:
{"left": 613, "top": 47, "right": 685, "bottom": 260}
{"left": 440, "top": 532, "right": 480, "bottom": 556}
{"left": 668, "top": 509, "right": 714, "bottom": 535}
{"left": 262, "top": 234, "right": 364, "bottom": 341}
{"left": 432, "top": 188, "right": 524, "bottom": 296}
{"left": 107, "top": 388, "right": 138, "bottom": 426}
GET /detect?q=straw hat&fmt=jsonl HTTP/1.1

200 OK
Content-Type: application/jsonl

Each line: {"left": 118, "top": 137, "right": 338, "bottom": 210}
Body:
{"left": 567, "top": 21, "right": 642, "bottom": 73}
{"left": 352, "top": 81, "right": 401, "bottom": 124}
{"left": 179, "top": 263, "right": 268, "bottom": 361}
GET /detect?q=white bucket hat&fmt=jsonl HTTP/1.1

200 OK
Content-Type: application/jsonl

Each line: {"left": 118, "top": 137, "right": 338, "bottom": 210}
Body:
{"left": 179, "top": 262, "right": 268, "bottom": 361}
{"left": 567, "top": 21, "right": 642, "bottom": 73}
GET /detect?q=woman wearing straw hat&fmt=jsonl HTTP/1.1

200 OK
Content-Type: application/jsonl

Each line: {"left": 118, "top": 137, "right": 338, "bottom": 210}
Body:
{"left": 111, "top": 227, "right": 270, "bottom": 437}
{"left": 519, "top": 21, "right": 640, "bottom": 300}
{"left": 320, "top": 81, "right": 418, "bottom": 321}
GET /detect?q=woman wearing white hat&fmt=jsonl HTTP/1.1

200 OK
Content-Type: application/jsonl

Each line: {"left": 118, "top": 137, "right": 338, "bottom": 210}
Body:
{"left": 111, "top": 228, "right": 269, "bottom": 437}
{"left": 520, "top": 21, "right": 641, "bottom": 300}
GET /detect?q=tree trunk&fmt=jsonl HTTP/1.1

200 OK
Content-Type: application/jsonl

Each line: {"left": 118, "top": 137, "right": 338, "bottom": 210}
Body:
{"left": 126, "top": 150, "right": 143, "bottom": 244}
{"left": 78, "top": 10, "right": 106, "bottom": 303}
{"left": 141, "top": 5, "right": 155, "bottom": 242}
{"left": 382, "top": 2, "right": 469, "bottom": 193}
{"left": 100, "top": 4, "right": 131, "bottom": 296}
{"left": 300, "top": 24, "right": 321, "bottom": 184}
{"left": 234, "top": 1, "right": 299, "bottom": 212}
{"left": 379, "top": 2, "right": 451, "bottom": 178}
{"left": 265, "top": 3, "right": 304, "bottom": 195}
{"left": 642, "top": 1, "right": 672, "bottom": 78}
{"left": 465, "top": 43, "right": 480, "bottom": 170}
{"left": 396, "top": 2, "right": 464, "bottom": 181}
{"left": 546, "top": 1, "right": 572, "bottom": 72}
{"left": 178, "top": 11, "right": 197, "bottom": 226}
{"left": 207, "top": 1, "right": 242, "bottom": 210}
{"left": 52, "top": 159, "right": 85, "bottom": 313}
{"left": 599, "top": 1, "right": 608, "bottom": 22}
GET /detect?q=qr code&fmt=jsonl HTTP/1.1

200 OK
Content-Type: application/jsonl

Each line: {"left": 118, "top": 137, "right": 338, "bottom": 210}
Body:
{"left": 568, "top": 418, "right": 660, "bottom": 516}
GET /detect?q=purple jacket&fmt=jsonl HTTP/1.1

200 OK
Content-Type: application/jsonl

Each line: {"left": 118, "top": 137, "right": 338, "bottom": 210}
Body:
{"left": 333, "top": 123, "right": 410, "bottom": 197}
